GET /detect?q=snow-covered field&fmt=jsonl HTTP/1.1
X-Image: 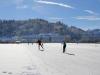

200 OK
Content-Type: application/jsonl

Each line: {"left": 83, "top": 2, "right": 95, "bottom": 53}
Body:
{"left": 0, "top": 43, "right": 100, "bottom": 75}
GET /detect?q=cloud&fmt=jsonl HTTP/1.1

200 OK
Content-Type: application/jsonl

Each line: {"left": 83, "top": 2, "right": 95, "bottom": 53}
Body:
{"left": 35, "top": 0, "right": 74, "bottom": 9}
{"left": 84, "top": 10, "right": 98, "bottom": 15}
{"left": 73, "top": 16, "right": 100, "bottom": 21}
{"left": 14, "top": 0, "right": 28, "bottom": 9}
{"left": 74, "top": 9, "right": 100, "bottom": 21}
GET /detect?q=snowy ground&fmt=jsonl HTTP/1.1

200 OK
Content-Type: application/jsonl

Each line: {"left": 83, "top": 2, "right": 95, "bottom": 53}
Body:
{"left": 0, "top": 43, "right": 100, "bottom": 75}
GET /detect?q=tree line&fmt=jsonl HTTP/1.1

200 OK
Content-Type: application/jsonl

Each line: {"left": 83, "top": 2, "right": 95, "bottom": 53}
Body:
{"left": 0, "top": 19, "right": 100, "bottom": 43}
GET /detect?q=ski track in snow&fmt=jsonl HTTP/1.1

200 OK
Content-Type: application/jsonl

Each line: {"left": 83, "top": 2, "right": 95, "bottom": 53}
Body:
{"left": 0, "top": 43, "right": 100, "bottom": 75}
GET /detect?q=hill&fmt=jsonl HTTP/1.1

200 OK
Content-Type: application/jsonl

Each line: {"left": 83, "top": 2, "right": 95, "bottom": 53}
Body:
{"left": 0, "top": 19, "right": 100, "bottom": 43}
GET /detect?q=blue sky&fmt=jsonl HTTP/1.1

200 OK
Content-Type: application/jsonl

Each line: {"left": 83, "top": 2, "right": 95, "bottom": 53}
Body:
{"left": 0, "top": 0, "right": 100, "bottom": 30}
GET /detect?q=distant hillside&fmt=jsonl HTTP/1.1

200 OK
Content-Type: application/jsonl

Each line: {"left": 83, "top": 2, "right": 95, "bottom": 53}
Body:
{"left": 0, "top": 19, "right": 100, "bottom": 43}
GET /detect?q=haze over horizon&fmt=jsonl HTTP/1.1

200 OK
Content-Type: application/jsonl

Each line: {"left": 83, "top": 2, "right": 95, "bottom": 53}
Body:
{"left": 0, "top": 0, "right": 100, "bottom": 30}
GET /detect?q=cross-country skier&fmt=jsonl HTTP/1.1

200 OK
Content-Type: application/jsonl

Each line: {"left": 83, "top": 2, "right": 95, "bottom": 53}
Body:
{"left": 37, "top": 39, "right": 44, "bottom": 50}
{"left": 63, "top": 41, "right": 66, "bottom": 53}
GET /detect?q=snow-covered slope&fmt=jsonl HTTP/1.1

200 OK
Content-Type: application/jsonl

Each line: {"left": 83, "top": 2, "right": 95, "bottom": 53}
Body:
{"left": 0, "top": 43, "right": 100, "bottom": 75}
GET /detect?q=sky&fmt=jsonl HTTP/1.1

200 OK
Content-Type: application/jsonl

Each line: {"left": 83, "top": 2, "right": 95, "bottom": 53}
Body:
{"left": 0, "top": 0, "right": 100, "bottom": 30}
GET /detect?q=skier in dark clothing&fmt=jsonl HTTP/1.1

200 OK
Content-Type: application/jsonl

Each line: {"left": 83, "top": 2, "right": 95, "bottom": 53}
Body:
{"left": 37, "top": 40, "right": 44, "bottom": 50}
{"left": 63, "top": 41, "right": 66, "bottom": 53}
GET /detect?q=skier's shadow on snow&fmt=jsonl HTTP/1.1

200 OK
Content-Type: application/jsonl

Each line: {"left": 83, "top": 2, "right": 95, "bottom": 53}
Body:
{"left": 39, "top": 49, "right": 44, "bottom": 51}
{"left": 2, "top": 71, "right": 13, "bottom": 74}
{"left": 65, "top": 53, "right": 75, "bottom": 56}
